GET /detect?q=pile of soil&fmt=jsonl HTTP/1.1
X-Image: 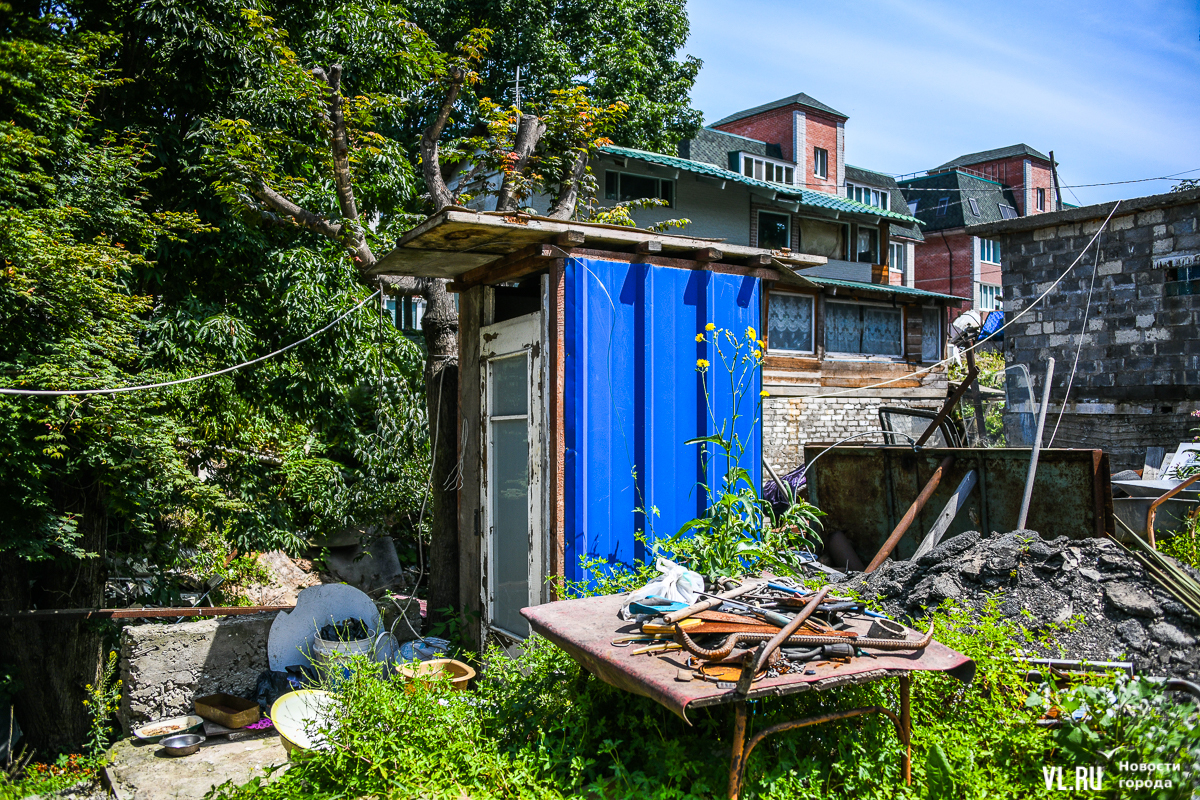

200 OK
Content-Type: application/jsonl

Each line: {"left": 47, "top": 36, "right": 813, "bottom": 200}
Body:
{"left": 836, "top": 530, "right": 1200, "bottom": 680}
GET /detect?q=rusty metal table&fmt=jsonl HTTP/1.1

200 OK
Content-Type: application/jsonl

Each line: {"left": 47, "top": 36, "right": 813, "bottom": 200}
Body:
{"left": 523, "top": 593, "right": 976, "bottom": 799}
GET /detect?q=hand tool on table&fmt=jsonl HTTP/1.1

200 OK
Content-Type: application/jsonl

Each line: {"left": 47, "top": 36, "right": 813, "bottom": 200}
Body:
{"left": 662, "top": 579, "right": 764, "bottom": 625}
{"left": 767, "top": 582, "right": 893, "bottom": 619}
{"left": 641, "top": 616, "right": 703, "bottom": 635}
{"left": 627, "top": 596, "right": 689, "bottom": 616}
{"left": 693, "top": 591, "right": 794, "bottom": 628}
{"left": 611, "top": 633, "right": 670, "bottom": 646}
{"left": 630, "top": 642, "right": 682, "bottom": 656}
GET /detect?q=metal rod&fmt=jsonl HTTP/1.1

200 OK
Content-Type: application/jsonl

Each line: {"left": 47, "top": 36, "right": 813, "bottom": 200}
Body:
{"left": 1146, "top": 472, "right": 1200, "bottom": 548}
{"left": 742, "top": 587, "right": 831, "bottom": 692}
{"left": 865, "top": 455, "right": 956, "bottom": 572}
{"left": 664, "top": 580, "right": 763, "bottom": 625}
{"left": 915, "top": 358, "right": 978, "bottom": 447}
{"left": 763, "top": 458, "right": 794, "bottom": 505}
{"left": 731, "top": 705, "right": 906, "bottom": 797}
{"left": 728, "top": 702, "right": 749, "bottom": 800}
{"left": 1017, "top": 357, "right": 1055, "bottom": 530}
{"left": 2, "top": 605, "right": 293, "bottom": 620}
{"left": 899, "top": 674, "right": 912, "bottom": 785}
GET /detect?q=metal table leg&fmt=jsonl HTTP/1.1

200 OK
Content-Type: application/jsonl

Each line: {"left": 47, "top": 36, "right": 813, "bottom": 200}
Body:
{"left": 726, "top": 674, "right": 915, "bottom": 798}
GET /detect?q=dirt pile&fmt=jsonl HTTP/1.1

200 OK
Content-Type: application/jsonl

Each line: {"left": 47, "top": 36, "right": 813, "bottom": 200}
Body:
{"left": 837, "top": 530, "right": 1200, "bottom": 680}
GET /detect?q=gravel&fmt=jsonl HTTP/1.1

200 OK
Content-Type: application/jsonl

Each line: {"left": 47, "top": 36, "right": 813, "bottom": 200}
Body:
{"left": 836, "top": 530, "right": 1200, "bottom": 680}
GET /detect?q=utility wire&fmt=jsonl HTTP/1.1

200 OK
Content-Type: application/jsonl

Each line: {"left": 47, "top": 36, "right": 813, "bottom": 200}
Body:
{"left": 1048, "top": 225, "right": 1105, "bottom": 446}
{"left": 0, "top": 290, "right": 382, "bottom": 397}
{"left": 799, "top": 200, "right": 1122, "bottom": 400}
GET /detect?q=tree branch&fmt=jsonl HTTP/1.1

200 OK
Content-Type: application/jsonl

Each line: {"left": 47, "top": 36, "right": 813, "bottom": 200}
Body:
{"left": 313, "top": 65, "right": 376, "bottom": 271}
{"left": 496, "top": 114, "right": 547, "bottom": 213}
{"left": 253, "top": 180, "right": 344, "bottom": 241}
{"left": 546, "top": 150, "right": 588, "bottom": 220}
{"left": 379, "top": 275, "right": 426, "bottom": 297}
{"left": 421, "top": 67, "right": 465, "bottom": 212}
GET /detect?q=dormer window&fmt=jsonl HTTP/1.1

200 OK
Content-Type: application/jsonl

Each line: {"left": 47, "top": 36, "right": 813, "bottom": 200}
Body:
{"left": 846, "top": 182, "right": 889, "bottom": 210}
{"left": 814, "top": 147, "right": 828, "bottom": 179}
{"left": 742, "top": 154, "right": 794, "bottom": 185}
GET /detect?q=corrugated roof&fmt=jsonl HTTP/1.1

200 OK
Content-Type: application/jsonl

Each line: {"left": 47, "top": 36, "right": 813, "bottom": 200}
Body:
{"left": 801, "top": 275, "right": 962, "bottom": 303}
{"left": 933, "top": 144, "right": 1051, "bottom": 171}
{"left": 600, "top": 145, "right": 922, "bottom": 225}
{"left": 711, "top": 93, "right": 847, "bottom": 126}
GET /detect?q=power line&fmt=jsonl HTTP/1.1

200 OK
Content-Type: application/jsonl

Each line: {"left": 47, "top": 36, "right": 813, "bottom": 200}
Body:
{"left": 0, "top": 290, "right": 382, "bottom": 397}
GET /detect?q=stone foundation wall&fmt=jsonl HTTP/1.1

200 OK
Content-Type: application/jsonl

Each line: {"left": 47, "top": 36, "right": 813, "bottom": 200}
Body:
{"left": 763, "top": 395, "right": 945, "bottom": 469}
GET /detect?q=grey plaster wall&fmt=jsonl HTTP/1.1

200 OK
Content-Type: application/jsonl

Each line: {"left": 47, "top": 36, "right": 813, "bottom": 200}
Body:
{"left": 119, "top": 613, "right": 275, "bottom": 732}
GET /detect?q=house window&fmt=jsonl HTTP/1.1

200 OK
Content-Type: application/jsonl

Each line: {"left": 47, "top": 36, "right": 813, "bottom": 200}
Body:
{"left": 743, "top": 155, "right": 794, "bottom": 185}
{"left": 979, "top": 238, "right": 1001, "bottom": 264}
{"left": 978, "top": 284, "right": 1002, "bottom": 310}
{"left": 968, "top": 197, "right": 981, "bottom": 216}
{"left": 889, "top": 242, "right": 906, "bottom": 275}
{"left": 998, "top": 203, "right": 1018, "bottom": 219}
{"left": 936, "top": 197, "right": 949, "bottom": 216}
{"left": 604, "top": 171, "right": 674, "bottom": 207}
{"left": 757, "top": 211, "right": 791, "bottom": 250}
{"left": 825, "top": 301, "right": 903, "bottom": 357}
{"left": 814, "top": 147, "right": 828, "bottom": 179}
{"left": 846, "top": 182, "right": 889, "bottom": 210}
{"left": 1036, "top": 188, "right": 1046, "bottom": 211}
{"left": 767, "top": 292, "right": 814, "bottom": 353}
{"left": 921, "top": 307, "right": 942, "bottom": 362}
{"left": 856, "top": 227, "right": 879, "bottom": 263}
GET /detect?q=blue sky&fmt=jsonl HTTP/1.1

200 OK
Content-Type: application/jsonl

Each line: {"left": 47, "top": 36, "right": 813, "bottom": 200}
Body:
{"left": 683, "top": 0, "right": 1200, "bottom": 205}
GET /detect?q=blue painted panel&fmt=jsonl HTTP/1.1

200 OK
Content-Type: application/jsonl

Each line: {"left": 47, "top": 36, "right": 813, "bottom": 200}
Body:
{"left": 564, "top": 257, "right": 762, "bottom": 586}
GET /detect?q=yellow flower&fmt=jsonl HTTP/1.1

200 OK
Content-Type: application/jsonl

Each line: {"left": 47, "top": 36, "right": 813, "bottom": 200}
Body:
{"left": 705, "top": 322, "right": 716, "bottom": 331}
{"left": 695, "top": 333, "right": 705, "bottom": 342}
{"left": 752, "top": 349, "right": 762, "bottom": 359}
{"left": 760, "top": 390, "right": 770, "bottom": 398}
{"left": 758, "top": 339, "right": 767, "bottom": 349}
{"left": 696, "top": 359, "right": 710, "bottom": 369}
{"left": 745, "top": 326, "right": 757, "bottom": 341}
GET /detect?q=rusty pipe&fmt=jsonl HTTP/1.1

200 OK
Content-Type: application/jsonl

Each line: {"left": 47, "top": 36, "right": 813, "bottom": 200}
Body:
{"left": 676, "top": 621, "right": 934, "bottom": 662}
{"left": 747, "top": 587, "right": 829, "bottom": 680}
{"left": 1147, "top": 472, "right": 1200, "bottom": 548}
{"left": 915, "top": 360, "right": 977, "bottom": 447}
{"left": 865, "top": 455, "right": 956, "bottom": 572}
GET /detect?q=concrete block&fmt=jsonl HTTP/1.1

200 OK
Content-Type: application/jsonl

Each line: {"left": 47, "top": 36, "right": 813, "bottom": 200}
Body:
{"left": 1033, "top": 227, "right": 1056, "bottom": 241}
{"left": 1135, "top": 314, "right": 1155, "bottom": 328}
{"left": 1097, "top": 260, "right": 1123, "bottom": 276}
{"left": 119, "top": 613, "right": 276, "bottom": 733}
{"left": 1114, "top": 329, "right": 1141, "bottom": 345}
{"left": 1111, "top": 214, "right": 1135, "bottom": 231}
{"left": 1152, "top": 238, "right": 1175, "bottom": 254}
{"left": 1137, "top": 209, "right": 1165, "bottom": 226}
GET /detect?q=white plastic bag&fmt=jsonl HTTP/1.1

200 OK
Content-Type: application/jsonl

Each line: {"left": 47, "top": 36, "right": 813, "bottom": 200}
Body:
{"left": 619, "top": 557, "right": 704, "bottom": 620}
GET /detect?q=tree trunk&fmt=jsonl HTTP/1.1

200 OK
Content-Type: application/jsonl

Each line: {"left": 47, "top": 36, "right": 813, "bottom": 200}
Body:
{"left": 420, "top": 280, "right": 460, "bottom": 631}
{"left": 0, "top": 482, "right": 107, "bottom": 755}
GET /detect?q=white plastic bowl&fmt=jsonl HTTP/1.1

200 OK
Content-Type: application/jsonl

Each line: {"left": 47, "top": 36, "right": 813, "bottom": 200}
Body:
{"left": 270, "top": 690, "right": 335, "bottom": 755}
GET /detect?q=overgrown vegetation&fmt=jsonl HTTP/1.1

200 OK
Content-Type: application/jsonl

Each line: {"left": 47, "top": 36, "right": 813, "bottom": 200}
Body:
{"left": 949, "top": 348, "right": 1006, "bottom": 445}
{"left": 200, "top": 591, "right": 1199, "bottom": 800}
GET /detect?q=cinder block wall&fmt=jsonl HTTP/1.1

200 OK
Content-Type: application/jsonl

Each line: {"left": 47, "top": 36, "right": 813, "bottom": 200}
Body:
{"left": 763, "top": 395, "right": 944, "bottom": 470}
{"left": 994, "top": 191, "right": 1200, "bottom": 470}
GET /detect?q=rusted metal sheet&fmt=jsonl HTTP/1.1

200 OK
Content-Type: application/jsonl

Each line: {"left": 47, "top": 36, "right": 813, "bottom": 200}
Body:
{"left": 522, "top": 593, "right": 975, "bottom": 723}
{"left": 805, "top": 446, "right": 1113, "bottom": 562}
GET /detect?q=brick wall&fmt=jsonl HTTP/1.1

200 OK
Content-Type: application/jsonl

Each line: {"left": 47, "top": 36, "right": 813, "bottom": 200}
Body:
{"left": 714, "top": 106, "right": 843, "bottom": 194}
{"left": 763, "top": 395, "right": 944, "bottom": 469}
{"left": 714, "top": 107, "right": 796, "bottom": 161}
{"left": 990, "top": 193, "right": 1200, "bottom": 470}
{"left": 912, "top": 230, "right": 976, "bottom": 316}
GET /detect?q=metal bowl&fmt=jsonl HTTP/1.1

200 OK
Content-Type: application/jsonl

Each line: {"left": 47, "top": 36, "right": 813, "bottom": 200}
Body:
{"left": 160, "top": 733, "right": 204, "bottom": 756}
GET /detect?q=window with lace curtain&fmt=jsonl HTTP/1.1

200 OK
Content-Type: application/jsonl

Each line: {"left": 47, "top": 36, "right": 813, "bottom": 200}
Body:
{"left": 767, "top": 292, "right": 815, "bottom": 353}
{"left": 824, "top": 300, "right": 903, "bottom": 357}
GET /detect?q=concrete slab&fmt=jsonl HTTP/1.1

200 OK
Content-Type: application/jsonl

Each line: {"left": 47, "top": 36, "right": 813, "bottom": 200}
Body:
{"left": 119, "top": 614, "right": 276, "bottom": 733}
{"left": 105, "top": 733, "right": 287, "bottom": 800}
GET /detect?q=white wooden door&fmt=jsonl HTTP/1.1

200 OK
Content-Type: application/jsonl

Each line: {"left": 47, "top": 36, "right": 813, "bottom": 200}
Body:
{"left": 480, "top": 309, "right": 545, "bottom": 638}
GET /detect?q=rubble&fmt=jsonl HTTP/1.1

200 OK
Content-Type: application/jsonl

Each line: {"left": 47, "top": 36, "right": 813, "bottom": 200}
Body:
{"left": 838, "top": 530, "right": 1200, "bottom": 680}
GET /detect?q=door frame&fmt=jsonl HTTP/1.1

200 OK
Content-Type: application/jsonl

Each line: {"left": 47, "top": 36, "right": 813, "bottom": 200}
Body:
{"left": 480, "top": 301, "right": 547, "bottom": 638}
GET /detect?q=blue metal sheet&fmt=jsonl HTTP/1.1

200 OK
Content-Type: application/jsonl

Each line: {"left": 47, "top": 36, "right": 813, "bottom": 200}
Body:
{"left": 564, "top": 257, "right": 762, "bottom": 587}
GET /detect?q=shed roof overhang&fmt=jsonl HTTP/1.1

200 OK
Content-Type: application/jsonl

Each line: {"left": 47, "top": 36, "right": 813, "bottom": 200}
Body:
{"left": 369, "top": 208, "right": 828, "bottom": 285}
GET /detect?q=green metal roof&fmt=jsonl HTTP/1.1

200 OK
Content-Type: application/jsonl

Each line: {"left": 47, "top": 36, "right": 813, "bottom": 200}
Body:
{"left": 600, "top": 145, "right": 923, "bottom": 225}
{"left": 802, "top": 275, "right": 962, "bottom": 303}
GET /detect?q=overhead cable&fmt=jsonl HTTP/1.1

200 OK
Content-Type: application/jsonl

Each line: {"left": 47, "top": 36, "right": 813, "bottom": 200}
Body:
{"left": 0, "top": 290, "right": 382, "bottom": 397}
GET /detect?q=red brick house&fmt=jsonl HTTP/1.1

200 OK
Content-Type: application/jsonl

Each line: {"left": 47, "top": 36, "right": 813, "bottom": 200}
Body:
{"left": 899, "top": 144, "right": 1059, "bottom": 317}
